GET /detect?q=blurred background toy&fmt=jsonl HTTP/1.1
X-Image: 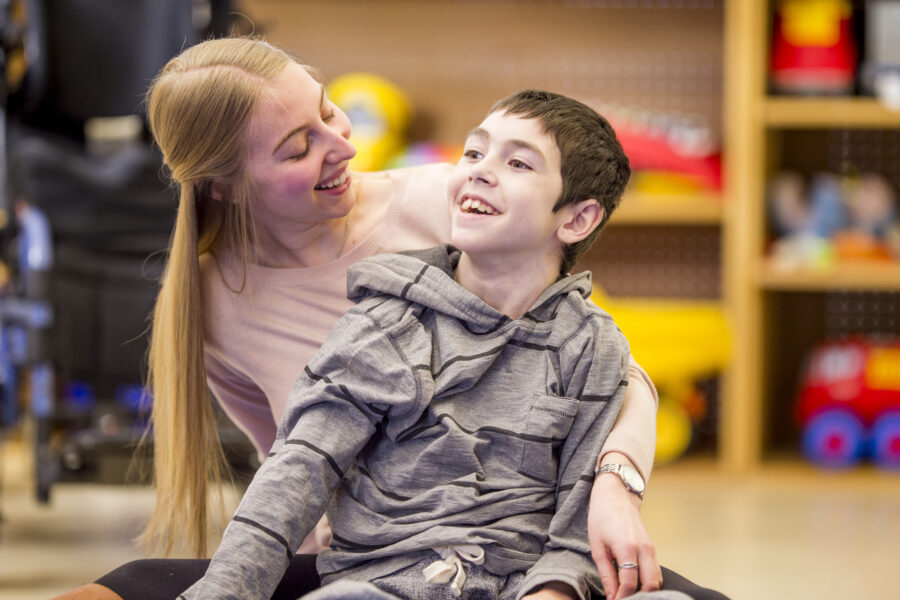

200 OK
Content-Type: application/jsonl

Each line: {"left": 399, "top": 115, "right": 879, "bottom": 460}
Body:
{"left": 327, "top": 72, "right": 411, "bottom": 172}
{"left": 591, "top": 288, "right": 730, "bottom": 464}
{"left": 796, "top": 339, "right": 900, "bottom": 469}
{"left": 767, "top": 171, "right": 846, "bottom": 268}
{"left": 767, "top": 170, "right": 900, "bottom": 267}
{"left": 607, "top": 110, "right": 722, "bottom": 193}
{"left": 770, "top": 0, "right": 857, "bottom": 95}
{"left": 860, "top": 0, "right": 900, "bottom": 110}
{"left": 386, "top": 141, "right": 461, "bottom": 169}
{"left": 833, "top": 173, "right": 899, "bottom": 260}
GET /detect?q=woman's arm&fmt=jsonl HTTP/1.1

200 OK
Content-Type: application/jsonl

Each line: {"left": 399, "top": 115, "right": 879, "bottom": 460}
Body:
{"left": 587, "top": 359, "right": 663, "bottom": 600}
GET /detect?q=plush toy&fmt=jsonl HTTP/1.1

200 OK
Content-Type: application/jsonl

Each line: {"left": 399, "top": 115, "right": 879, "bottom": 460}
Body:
{"left": 833, "top": 173, "right": 899, "bottom": 261}
{"left": 768, "top": 171, "right": 847, "bottom": 268}
{"left": 327, "top": 73, "right": 411, "bottom": 172}
{"left": 768, "top": 171, "right": 900, "bottom": 265}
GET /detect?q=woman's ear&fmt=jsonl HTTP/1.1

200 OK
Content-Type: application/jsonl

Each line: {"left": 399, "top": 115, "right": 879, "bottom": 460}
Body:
{"left": 208, "top": 181, "right": 229, "bottom": 203}
{"left": 557, "top": 199, "right": 604, "bottom": 244}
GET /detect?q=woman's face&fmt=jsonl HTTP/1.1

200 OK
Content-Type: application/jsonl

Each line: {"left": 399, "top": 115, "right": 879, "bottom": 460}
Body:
{"left": 243, "top": 62, "right": 357, "bottom": 231}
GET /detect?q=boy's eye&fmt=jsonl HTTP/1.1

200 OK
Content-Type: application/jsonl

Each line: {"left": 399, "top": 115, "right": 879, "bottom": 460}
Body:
{"left": 322, "top": 106, "right": 336, "bottom": 122}
{"left": 463, "top": 149, "right": 482, "bottom": 160}
{"left": 509, "top": 158, "right": 531, "bottom": 170}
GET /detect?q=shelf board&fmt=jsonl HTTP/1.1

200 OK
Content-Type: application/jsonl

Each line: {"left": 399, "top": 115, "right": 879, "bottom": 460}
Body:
{"left": 654, "top": 455, "right": 900, "bottom": 490}
{"left": 759, "top": 259, "right": 900, "bottom": 291}
{"left": 611, "top": 190, "right": 723, "bottom": 225}
{"left": 763, "top": 97, "right": 900, "bottom": 129}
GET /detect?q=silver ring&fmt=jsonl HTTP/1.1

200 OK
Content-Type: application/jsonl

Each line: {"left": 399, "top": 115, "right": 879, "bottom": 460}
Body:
{"left": 618, "top": 562, "right": 639, "bottom": 570}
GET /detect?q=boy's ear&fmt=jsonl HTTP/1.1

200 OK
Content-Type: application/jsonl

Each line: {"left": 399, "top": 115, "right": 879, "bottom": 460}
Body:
{"left": 556, "top": 199, "right": 604, "bottom": 244}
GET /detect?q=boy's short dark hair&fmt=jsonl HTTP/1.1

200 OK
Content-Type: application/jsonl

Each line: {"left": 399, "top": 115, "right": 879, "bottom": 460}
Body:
{"left": 489, "top": 90, "right": 630, "bottom": 273}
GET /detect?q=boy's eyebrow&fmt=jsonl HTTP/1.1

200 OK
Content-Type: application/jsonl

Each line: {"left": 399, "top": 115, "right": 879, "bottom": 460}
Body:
{"left": 465, "top": 126, "right": 545, "bottom": 159}
{"left": 466, "top": 126, "right": 489, "bottom": 141}
{"left": 272, "top": 85, "right": 326, "bottom": 155}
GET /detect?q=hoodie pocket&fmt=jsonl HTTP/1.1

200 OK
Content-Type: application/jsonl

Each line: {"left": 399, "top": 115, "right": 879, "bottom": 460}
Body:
{"left": 519, "top": 394, "right": 580, "bottom": 483}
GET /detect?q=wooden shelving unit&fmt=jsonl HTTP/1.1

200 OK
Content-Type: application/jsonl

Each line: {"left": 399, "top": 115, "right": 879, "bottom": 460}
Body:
{"left": 763, "top": 97, "right": 900, "bottom": 128}
{"left": 612, "top": 191, "right": 723, "bottom": 226}
{"left": 759, "top": 260, "right": 900, "bottom": 292}
{"left": 724, "top": 1, "right": 900, "bottom": 473}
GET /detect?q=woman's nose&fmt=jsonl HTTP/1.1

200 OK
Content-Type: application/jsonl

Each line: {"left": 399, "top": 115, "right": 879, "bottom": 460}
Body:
{"left": 325, "top": 126, "right": 357, "bottom": 164}
{"left": 325, "top": 109, "right": 357, "bottom": 163}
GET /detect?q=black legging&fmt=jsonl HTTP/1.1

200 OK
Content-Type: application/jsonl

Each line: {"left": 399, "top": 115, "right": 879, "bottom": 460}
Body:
{"left": 96, "top": 556, "right": 730, "bottom": 599}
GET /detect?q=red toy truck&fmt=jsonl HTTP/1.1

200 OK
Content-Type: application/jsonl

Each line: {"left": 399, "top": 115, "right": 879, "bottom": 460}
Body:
{"left": 796, "top": 339, "right": 900, "bottom": 469}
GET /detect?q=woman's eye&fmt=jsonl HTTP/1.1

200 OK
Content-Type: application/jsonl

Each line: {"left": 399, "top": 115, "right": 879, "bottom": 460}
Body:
{"left": 510, "top": 159, "right": 531, "bottom": 170}
{"left": 288, "top": 147, "right": 310, "bottom": 161}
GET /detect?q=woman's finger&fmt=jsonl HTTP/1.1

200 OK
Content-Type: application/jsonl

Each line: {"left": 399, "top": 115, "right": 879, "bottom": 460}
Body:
{"left": 594, "top": 551, "right": 619, "bottom": 600}
{"left": 614, "top": 560, "right": 639, "bottom": 600}
{"left": 637, "top": 541, "right": 662, "bottom": 592}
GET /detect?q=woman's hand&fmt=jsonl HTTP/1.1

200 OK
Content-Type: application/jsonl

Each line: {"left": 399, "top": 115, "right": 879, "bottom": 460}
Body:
{"left": 588, "top": 455, "right": 663, "bottom": 600}
{"left": 521, "top": 581, "right": 578, "bottom": 600}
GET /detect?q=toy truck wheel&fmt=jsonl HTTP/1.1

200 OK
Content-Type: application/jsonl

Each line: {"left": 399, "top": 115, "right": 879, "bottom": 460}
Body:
{"left": 871, "top": 412, "right": 900, "bottom": 470}
{"left": 802, "top": 409, "right": 865, "bottom": 469}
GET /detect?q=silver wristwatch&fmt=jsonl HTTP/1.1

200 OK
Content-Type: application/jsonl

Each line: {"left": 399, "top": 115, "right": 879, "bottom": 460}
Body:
{"left": 596, "top": 463, "right": 645, "bottom": 499}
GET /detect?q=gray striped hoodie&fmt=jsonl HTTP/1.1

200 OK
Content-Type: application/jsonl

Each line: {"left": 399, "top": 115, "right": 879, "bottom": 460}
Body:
{"left": 182, "top": 245, "right": 629, "bottom": 600}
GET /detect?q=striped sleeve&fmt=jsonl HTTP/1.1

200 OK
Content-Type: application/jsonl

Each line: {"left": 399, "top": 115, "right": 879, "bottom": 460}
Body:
{"left": 181, "top": 305, "right": 420, "bottom": 600}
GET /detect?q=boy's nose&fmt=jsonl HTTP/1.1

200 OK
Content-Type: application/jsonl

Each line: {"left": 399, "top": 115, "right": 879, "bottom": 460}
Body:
{"left": 467, "top": 161, "right": 496, "bottom": 185}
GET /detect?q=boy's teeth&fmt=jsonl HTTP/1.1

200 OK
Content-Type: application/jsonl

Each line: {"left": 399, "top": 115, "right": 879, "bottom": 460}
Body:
{"left": 460, "top": 197, "right": 496, "bottom": 215}
{"left": 316, "top": 171, "right": 348, "bottom": 190}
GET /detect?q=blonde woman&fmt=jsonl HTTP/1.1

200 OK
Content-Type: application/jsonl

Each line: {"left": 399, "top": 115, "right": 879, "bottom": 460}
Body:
{"left": 56, "top": 38, "right": 726, "bottom": 600}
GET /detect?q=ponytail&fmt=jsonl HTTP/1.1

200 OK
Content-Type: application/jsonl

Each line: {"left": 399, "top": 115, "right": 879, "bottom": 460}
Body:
{"left": 142, "top": 184, "right": 229, "bottom": 557}
{"left": 140, "top": 36, "right": 293, "bottom": 557}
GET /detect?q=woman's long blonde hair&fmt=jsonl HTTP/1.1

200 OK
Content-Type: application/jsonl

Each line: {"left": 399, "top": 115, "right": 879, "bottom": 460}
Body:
{"left": 142, "top": 37, "right": 293, "bottom": 557}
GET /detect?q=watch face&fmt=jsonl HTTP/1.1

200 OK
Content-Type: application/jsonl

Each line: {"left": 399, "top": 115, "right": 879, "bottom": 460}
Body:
{"left": 622, "top": 465, "right": 646, "bottom": 493}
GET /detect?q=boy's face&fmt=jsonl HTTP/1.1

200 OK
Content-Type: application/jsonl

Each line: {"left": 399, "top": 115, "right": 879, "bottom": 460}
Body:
{"left": 448, "top": 111, "right": 566, "bottom": 265}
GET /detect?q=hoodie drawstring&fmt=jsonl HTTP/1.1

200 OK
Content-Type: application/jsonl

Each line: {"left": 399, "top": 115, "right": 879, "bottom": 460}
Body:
{"left": 422, "top": 544, "right": 485, "bottom": 597}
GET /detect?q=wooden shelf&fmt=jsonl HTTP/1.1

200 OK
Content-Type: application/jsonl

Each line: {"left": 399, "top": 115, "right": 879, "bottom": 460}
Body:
{"left": 611, "top": 190, "right": 723, "bottom": 225}
{"left": 655, "top": 455, "right": 900, "bottom": 489}
{"left": 763, "top": 97, "right": 900, "bottom": 129}
{"left": 759, "top": 258, "right": 900, "bottom": 291}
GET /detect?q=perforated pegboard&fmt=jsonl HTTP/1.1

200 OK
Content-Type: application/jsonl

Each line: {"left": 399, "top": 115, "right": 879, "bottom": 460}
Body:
{"left": 823, "top": 291, "right": 900, "bottom": 340}
{"left": 825, "top": 130, "right": 900, "bottom": 192}
{"left": 579, "top": 225, "right": 721, "bottom": 298}
{"left": 242, "top": 0, "right": 724, "bottom": 145}
{"left": 777, "top": 129, "right": 900, "bottom": 193}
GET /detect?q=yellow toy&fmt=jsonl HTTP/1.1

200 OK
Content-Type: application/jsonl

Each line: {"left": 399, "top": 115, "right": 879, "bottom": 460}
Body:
{"left": 591, "top": 288, "right": 731, "bottom": 464}
{"left": 327, "top": 73, "right": 411, "bottom": 172}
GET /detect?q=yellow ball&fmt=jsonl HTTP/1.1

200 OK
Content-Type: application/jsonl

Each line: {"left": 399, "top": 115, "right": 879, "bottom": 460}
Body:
{"left": 327, "top": 73, "right": 411, "bottom": 171}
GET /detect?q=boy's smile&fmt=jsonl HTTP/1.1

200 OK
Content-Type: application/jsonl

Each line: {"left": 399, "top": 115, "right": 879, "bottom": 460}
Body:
{"left": 447, "top": 111, "right": 566, "bottom": 271}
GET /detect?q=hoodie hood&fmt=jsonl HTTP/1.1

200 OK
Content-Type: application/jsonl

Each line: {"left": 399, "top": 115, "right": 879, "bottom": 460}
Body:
{"left": 347, "top": 244, "right": 592, "bottom": 333}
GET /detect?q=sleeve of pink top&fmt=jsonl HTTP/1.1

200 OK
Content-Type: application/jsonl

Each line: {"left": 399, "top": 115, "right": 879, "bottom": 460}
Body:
{"left": 596, "top": 356, "right": 659, "bottom": 482}
{"left": 295, "top": 516, "right": 332, "bottom": 554}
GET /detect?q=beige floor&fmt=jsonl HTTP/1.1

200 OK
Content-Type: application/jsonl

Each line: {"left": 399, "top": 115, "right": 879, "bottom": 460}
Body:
{"left": 1, "top": 436, "right": 898, "bottom": 600}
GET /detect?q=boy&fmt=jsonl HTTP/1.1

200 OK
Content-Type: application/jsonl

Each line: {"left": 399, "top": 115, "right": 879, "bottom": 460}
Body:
{"left": 182, "top": 90, "right": 637, "bottom": 600}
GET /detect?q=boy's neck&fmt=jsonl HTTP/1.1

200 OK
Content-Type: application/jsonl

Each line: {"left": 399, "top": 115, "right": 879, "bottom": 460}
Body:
{"left": 454, "top": 251, "right": 563, "bottom": 320}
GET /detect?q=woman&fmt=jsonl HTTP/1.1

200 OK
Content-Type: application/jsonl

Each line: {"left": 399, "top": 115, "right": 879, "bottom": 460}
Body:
{"left": 57, "top": 37, "right": 725, "bottom": 600}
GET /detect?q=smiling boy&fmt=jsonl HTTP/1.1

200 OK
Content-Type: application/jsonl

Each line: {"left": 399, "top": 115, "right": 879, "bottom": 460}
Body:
{"left": 182, "top": 90, "right": 640, "bottom": 600}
